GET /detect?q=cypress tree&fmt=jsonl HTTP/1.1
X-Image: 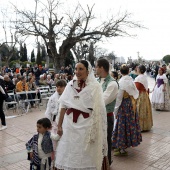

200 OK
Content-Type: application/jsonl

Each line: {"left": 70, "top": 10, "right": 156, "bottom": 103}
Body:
{"left": 41, "top": 45, "right": 46, "bottom": 61}
{"left": 36, "top": 42, "right": 42, "bottom": 65}
{"left": 31, "top": 49, "right": 35, "bottom": 62}
{"left": 23, "top": 43, "right": 27, "bottom": 61}
{"left": 20, "top": 43, "right": 24, "bottom": 61}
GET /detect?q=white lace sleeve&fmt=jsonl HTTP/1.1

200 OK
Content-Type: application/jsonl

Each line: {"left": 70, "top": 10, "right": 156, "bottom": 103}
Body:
{"left": 114, "top": 89, "right": 124, "bottom": 116}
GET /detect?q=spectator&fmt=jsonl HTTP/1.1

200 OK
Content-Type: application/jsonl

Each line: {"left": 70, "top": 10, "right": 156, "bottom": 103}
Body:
{"left": 59, "top": 66, "right": 65, "bottom": 74}
{"left": 8, "top": 71, "right": 13, "bottom": 80}
{"left": 14, "top": 74, "right": 21, "bottom": 85}
{"left": 4, "top": 75, "right": 15, "bottom": 92}
{"left": 53, "top": 74, "right": 60, "bottom": 85}
{"left": 20, "top": 66, "right": 26, "bottom": 76}
{"left": 27, "top": 77, "right": 41, "bottom": 104}
{"left": 34, "top": 65, "right": 44, "bottom": 85}
{"left": 16, "top": 76, "right": 35, "bottom": 108}
{"left": 4, "top": 74, "right": 19, "bottom": 104}
{"left": 64, "top": 66, "right": 69, "bottom": 75}
{"left": 68, "top": 64, "right": 73, "bottom": 76}
{"left": 38, "top": 75, "right": 47, "bottom": 86}
{"left": 46, "top": 75, "right": 54, "bottom": 88}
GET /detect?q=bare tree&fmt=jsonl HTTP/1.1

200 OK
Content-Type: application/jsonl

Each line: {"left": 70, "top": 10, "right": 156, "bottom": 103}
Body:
{"left": 94, "top": 47, "right": 108, "bottom": 58}
{"left": 0, "top": 8, "right": 20, "bottom": 66}
{"left": 72, "top": 41, "right": 89, "bottom": 61}
{"left": 12, "top": 0, "right": 144, "bottom": 71}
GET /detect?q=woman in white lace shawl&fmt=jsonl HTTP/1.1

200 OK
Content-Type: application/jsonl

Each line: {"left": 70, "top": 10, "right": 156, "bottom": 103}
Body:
{"left": 112, "top": 64, "right": 142, "bottom": 156}
{"left": 55, "top": 60, "right": 108, "bottom": 170}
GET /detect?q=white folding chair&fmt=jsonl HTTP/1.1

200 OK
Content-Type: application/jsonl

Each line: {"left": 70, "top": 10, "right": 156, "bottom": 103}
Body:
{"left": 4, "top": 91, "right": 19, "bottom": 114}
{"left": 26, "top": 91, "right": 40, "bottom": 110}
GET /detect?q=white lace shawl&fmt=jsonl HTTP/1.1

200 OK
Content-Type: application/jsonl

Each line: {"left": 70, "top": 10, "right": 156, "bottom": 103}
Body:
{"left": 119, "top": 75, "right": 139, "bottom": 99}
{"left": 84, "top": 81, "right": 107, "bottom": 170}
{"left": 134, "top": 74, "right": 148, "bottom": 90}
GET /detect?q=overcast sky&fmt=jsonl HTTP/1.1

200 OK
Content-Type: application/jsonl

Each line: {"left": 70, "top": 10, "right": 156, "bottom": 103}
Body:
{"left": 0, "top": 0, "right": 170, "bottom": 61}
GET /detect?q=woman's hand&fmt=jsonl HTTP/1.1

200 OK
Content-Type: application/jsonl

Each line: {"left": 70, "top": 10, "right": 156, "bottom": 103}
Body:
{"left": 57, "top": 126, "right": 63, "bottom": 136}
{"left": 150, "top": 88, "right": 154, "bottom": 93}
{"left": 163, "top": 88, "right": 166, "bottom": 92}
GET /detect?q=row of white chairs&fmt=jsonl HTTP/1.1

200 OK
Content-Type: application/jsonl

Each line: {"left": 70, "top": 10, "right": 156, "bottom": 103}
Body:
{"left": 4, "top": 86, "right": 56, "bottom": 114}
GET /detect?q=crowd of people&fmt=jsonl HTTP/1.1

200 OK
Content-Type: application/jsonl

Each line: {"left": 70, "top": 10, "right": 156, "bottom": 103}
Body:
{"left": 0, "top": 59, "right": 170, "bottom": 169}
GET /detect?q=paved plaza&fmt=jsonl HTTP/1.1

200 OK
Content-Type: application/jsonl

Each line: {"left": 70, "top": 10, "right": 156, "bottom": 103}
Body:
{"left": 0, "top": 76, "right": 170, "bottom": 170}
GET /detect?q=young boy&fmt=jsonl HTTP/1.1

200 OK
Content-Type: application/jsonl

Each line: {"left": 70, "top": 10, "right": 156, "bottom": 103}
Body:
{"left": 44, "top": 79, "right": 67, "bottom": 167}
{"left": 45, "top": 79, "right": 67, "bottom": 122}
{"left": 26, "top": 118, "right": 53, "bottom": 170}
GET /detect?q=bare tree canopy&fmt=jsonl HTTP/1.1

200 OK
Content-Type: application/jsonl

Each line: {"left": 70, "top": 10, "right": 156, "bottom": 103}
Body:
{"left": 12, "top": 0, "right": 144, "bottom": 70}
{"left": 0, "top": 8, "right": 21, "bottom": 66}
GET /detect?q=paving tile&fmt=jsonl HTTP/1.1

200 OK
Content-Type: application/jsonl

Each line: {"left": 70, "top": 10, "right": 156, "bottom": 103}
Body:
{"left": 0, "top": 147, "right": 13, "bottom": 157}
{"left": 150, "top": 127, "right": 167, "bottom": 133}
{"left": 113, "top": 158, "right": 148, "bottom": 170}
{"left": 7, "top": 142, "right": 26, "bottom": 152}
{"left": 130, "top": 152, "right": 159, "bottom": 166}
{"left": 145, "top": 166, "right": 160, "bottom": 170}
{"left": 4, "top": 160, "right": 29, "bottom": 170}
{"left": 0, "top": 138, "right": 22, "bottom": 148}
{"left": 159, "top": 137, "right": 170, "bottom": 143}
{"left": 5, "top": 127, "right": 30, "bottom": 137}
{"left": 16, "top": 133, "right": 34, "bottom": 143}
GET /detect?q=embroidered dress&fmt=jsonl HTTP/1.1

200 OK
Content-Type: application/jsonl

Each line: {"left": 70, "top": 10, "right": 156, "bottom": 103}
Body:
{"left": 112, "top": 75, "right": 142, "bottom": 149}
{"left": 152, "top": 74, "right": 170, "bottom": 110}
{"left": 55, "top": 63, "right": 107, "bottom": 170}
{"left": 135, "top": 75, "right": 153, "bottom": 131}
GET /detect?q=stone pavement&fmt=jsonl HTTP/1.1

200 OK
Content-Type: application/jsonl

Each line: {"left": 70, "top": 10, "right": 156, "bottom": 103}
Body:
{"left": 0, "top": 76, "right": 170, "bottom": 170}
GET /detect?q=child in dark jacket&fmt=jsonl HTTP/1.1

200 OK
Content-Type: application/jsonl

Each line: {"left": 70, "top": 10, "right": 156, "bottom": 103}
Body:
{"left": 26, "top": 118, "right": 53, "bottom": 170}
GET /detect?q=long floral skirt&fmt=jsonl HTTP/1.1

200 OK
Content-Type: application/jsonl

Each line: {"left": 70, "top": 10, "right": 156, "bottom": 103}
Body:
{"left": 137, "top": 92, "right": 153, "bottom": 131}
{"left": 112, "top": 98, "right": 142, "bottom": 149}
